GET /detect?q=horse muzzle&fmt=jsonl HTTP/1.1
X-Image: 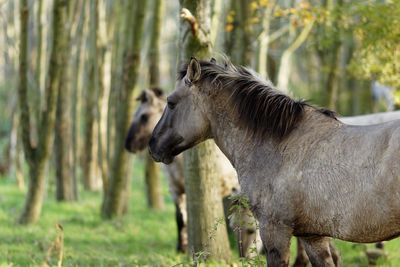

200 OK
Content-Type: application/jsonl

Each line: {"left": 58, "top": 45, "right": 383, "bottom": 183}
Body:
{"left": 148, "top": 135, "right": 183, "bottom": 164}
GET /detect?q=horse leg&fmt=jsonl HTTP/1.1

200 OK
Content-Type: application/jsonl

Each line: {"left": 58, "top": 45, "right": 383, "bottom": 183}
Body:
{"left": 300, "top": 236, "right": 335, "bottom": 267}
{"left": 175, "top": 202, "right": 185, "bottom": 252}
{"left": 329, "top": 241, "right": 341, "bottom": 266}
{"left": 175, "top": 194, "right": 188, "bottom": 253}
{"left": 260, "top": 223, "right": 292, "bottom": 267}
{"left": 293, "top": 238, "right": 309, "bottom": 267}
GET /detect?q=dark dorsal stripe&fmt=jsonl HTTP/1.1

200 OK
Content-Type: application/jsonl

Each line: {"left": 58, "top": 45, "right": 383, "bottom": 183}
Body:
{"left": 178, "top": 59, "right": 336, "bottom": 139}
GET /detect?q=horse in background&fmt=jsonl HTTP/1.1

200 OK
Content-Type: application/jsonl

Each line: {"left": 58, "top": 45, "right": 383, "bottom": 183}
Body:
{"left": 125, "top": 88, "right": 261, "bottom": 256}
{"left": 149, "top": 58, "right": 400, "bottom": 266}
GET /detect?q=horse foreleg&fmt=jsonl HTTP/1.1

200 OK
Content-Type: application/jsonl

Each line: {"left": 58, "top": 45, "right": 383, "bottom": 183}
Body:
{"left": 175, "top": 196, "right": 188, "bottom": 253}
{"left": 293, "top": 238, "right": 309, "bottom": 267}
{"left": 260, "top": 223, "right": 292, "bottom": 267}
{"left": 329, "top": 241, "right": 341, "bottom": 266}
{"left": 300, "top": 236, "right": 335, "bottom": 267}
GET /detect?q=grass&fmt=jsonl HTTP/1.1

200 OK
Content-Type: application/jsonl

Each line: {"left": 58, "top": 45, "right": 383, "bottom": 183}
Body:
{"left": 0, "top": 158, "right": 399, "bottom": 266}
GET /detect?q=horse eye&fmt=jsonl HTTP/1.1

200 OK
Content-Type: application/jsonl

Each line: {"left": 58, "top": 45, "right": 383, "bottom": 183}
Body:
{"left": 140, "top": 114, "right": 148, "bottom": 123}
{"left": 167, "top": 101, "right": 176, "bottom": 110}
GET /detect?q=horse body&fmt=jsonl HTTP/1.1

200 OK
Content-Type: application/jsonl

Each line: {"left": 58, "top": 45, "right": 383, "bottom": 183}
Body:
{"left": 227, "top": 113, "right": 400, "bottom": 244}
{"left": 210, "top": 76, "right": 400, "bottom": 248}
{"left": 149, "top": 58, "right": 400, "bottom": 266}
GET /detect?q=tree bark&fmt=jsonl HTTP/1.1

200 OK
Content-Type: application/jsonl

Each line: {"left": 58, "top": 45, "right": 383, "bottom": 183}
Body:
{"left": 180, "top": 0, "right": 232, "bottom": 263}
{"left": 19, "top": 0, "right": 68, "bottom": 224}
{"left": 277, "top": 20, "right": 315, "bottom": 92}
{"left": 70, "top": 0, "right": 86, "bottom": 200}
{"left": 102, "top": 0, "right": 147, "bottom": 219}
{"left": 145, "top": 153, "right": 164, "bottom": 210}
{"left": 54, "top": 0, "right": 75, "bottom": 201}
{"left": 257, "top": 1, "right": 276, "bottom": 79}
{"left": 97, "top": 0, "right": 111, "bottom": 195}
{"left": 82, "top": 0, "right": 101, "bottom": 191}
{"left": 145, "top": 0, "right": 165, "bottom": 210}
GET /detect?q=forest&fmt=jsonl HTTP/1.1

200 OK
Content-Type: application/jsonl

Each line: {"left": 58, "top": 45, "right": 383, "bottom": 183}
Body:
{"left": 0, "top": 0, "right": 399, "bottom": 266}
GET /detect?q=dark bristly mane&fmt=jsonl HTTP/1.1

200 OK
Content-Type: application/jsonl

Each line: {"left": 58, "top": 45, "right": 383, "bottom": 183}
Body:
{"left": 178, "top": 59, "right": 337, "bottom": 139}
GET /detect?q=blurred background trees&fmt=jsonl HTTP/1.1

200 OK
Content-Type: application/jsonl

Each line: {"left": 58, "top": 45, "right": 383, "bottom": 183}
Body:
{"left": 0, "top": 0, "right": 399, "bottom": 263}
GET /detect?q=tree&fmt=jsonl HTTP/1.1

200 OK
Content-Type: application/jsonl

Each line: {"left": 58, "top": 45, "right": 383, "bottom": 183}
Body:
{"left": 54, "top": 0, "right": 76, "bottom": 201}
{"left": 179, "top": 1, "right": 232, "bottom": 263}
{"left": 70, "top": 0, "right": 86, "bottom": 198}
{"left": 224, "top": 0, "right": 254, "bottom": 66}
{"left": 349, "top": 1, "right": 400, "bottom": 89}
{"left": 145, "top": 0, "right": 165, "bottom": 210}
{"left": 102, "top": 0, "right": 147, "bottom": 218}
{"left": 82, "top": 0, "right": 102, "bottom": 191}
{"left": 18, "top": 0, "right": 69, "bottom": 224}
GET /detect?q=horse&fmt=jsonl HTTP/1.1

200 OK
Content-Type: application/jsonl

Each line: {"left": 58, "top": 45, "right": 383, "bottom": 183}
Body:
{"left": 149, "top": 57, "right": 400, "bottom": 267}
{"left": 124, "top": 88, "right": 261, "bottom": 256}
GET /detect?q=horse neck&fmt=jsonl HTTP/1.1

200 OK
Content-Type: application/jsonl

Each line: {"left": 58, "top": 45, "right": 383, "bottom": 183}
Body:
{"left": 207, "top": 92, "right": 281, "bottom": 176}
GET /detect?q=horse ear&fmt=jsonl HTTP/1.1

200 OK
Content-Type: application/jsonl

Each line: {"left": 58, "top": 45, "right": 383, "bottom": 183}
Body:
{"left": 150, "top": 87, "right": 164, "bottom": 98}
{"left": 136, "top": 91, "right": 147, "bottom": 102}
{"left": 187, "top": 57, "right": 201, "bottom": 83}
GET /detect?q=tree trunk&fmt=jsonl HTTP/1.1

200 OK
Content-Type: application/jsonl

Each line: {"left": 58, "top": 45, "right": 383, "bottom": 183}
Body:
{"left": 54, "top": 0, "right": 75, "bottom": 201}
{"left": 70, "top": 0, "right": 86, "bottom": 200}
{"left": 55, "top": 70, "right": 75, "bottom": 200}
{"left": 145, "top": 153, "right": 164, "bottom": 209}
{"left": 82, "top": 0, "right": 101, "bottom": 191}
{"left": 97, "top": 0, "right": 111, "bottom": 195}
{"left": 102, "top": 0, "right": 147, "bottom": 219}
{"left": 257, "top": 1, "right": 276, "bottom": 79}
{"left": 180, "top": 0, "right": 232, "bottom": 263}
{"left": 277, "top": 20, "right": 315, "bottom": 92}
{"left": 19, "top": 0, "right": 68, "bottom": 224}
{"left": 145, "top": 0, "right": 165, "bottom": 210}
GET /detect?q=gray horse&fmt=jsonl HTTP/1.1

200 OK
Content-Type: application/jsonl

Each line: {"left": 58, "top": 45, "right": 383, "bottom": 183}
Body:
{"left": 149, "top": 58, "right": 400, "bottom": 267}
{"left": 125, "top": 88, "right": 257, "bottom": 255}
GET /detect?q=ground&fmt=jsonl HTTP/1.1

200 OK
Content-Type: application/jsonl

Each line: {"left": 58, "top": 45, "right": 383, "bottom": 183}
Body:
{"left": 0, "top": 159, "right": 399, "bottom": 266}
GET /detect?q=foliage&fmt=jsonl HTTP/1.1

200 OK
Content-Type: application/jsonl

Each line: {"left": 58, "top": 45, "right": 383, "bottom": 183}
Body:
{"left": 348, "top": 1, "right": 400, "bottom": 89}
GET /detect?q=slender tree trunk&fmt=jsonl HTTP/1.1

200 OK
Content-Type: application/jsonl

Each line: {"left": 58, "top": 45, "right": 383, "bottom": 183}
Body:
{"left": 102, "top": 0, "right": 147, "bottom": 218}
{"left": 277, "top": 20, "right": 315, "bottom": 92}
{"left": 19, "top": 0, "right": 68, "bottom": 224}
{"left": 257, "top": 1, "right": 276, "bottom": 79}
{"left": 97, "top": 0, "right": 111, "bottom": 194}
{"left": 55, "top": 74, "right": 75, "bottom": 200}
{"left": 70, "top": 0, "right": 86, "bottom": 200}
{"left": 145, "top": 153, "right": 163, "bottom": 209}
{"left": 54, "top": 0, "right": 75, "bottom": 201}
{"left": 180, "top": 0, "right": 232, "bottom": 263}
{"left": 107, "top": 2, "right": 125, "bottom": 172}
{"left": 34, "top": 0, "right": 42, "bottom": 122}
{"left": 145, "top": 0, "right": 165, "bottom": 210}
{"left": 83, "top": 0, "right": 101, "bottom": 191}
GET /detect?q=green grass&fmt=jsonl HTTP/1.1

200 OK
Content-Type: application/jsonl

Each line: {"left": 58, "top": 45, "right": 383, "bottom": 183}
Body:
{"left": 0, "top": 158, "right": 399, "bottom": 266}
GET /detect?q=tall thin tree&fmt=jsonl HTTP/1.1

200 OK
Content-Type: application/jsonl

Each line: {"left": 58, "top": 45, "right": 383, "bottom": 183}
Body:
{"left": 82, "top": 0, "right": 101, "bottom": 191}
{"left": 54, "top": 0, "right": 76, "bottom": 201}
{"left": 18, "top": 0, "right": 69, "bottom": 224}
{"left": 102, "top": 0, "right": 147, "bottom": 218}
{"left": 145, "top": 0, "right": 165, "bottom": 210}
{"left": 179, "top": 1, "right": 232, "bottom": 263}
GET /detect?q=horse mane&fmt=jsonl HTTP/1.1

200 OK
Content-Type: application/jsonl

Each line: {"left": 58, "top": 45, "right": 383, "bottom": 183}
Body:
{"left": 178, "top": 59, "right": 337, "bottom": 139}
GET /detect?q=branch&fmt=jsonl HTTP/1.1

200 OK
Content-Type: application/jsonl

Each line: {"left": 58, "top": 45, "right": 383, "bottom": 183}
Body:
{"left": 180, "top": 8, "right": 198, "bottom": 36}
